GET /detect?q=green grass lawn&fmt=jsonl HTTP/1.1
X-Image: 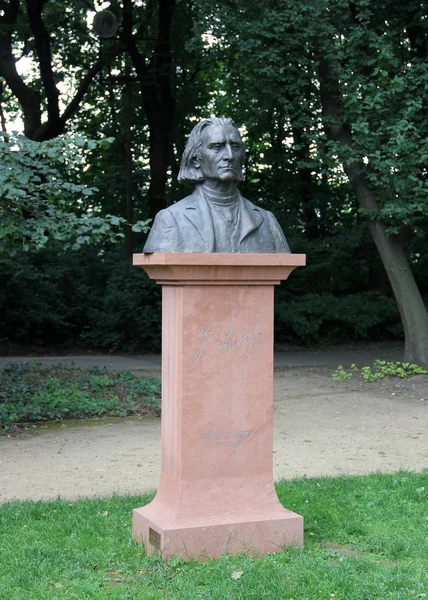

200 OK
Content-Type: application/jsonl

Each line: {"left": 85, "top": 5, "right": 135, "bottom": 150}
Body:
{"left": 0, "top": 471, "right": 427, "bottom": 599}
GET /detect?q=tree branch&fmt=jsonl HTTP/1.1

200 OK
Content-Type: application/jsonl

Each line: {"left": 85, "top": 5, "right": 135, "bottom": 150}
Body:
{"left": 60, "top": 48, "right": 123, "bottom": 126}
{"left": 0, "top": 80, "right": 8, "bottom": 131}
{"left": 0, "top": 0, "right": 42, "bottom": 137}
{"left": 33, "top": 45, "right": 125, "bottom": 141}
{"left": 25, "top": 0, "right": 60, "bottom": 125}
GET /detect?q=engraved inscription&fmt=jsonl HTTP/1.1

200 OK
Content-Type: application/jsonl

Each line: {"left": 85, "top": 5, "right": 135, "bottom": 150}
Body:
{"left": 215, "top": 441, "right": 242, "bottom": 448}
{"left": 202, "top": 430, "right": 252, "bottom": 449}
{"left": 202, "top": 431, "right": 251, "bottom": 440}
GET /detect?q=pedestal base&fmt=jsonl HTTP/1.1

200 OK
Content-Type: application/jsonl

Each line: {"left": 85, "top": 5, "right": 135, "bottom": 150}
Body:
{"left": 132, "top": 254, "right": 306, "bottom": 560}
{"left": 133, "top": 506, "right": 303, "bottom": 560}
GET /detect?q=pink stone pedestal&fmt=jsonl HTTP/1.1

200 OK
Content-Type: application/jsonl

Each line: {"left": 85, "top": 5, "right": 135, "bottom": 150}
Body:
{"left": 132, "top": 253, "right": 306, "bottom": 560}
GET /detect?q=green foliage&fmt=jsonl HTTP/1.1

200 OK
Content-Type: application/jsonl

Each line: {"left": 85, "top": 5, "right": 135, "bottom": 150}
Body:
{"left": 0, "top": 472, "right": 426, "bottom": 598}
{"left": 332, "top": 360, "right": 428, "bottom": 382}
{"left": 79, "top": 250, "right": 162, "bottom": 353}
{"left": 275, "top": 292, "right": 402, "bottom": 346}
{"left": 0, "top": 132, "right": 150, "bottom": 253}
{"left": 2, "top": 0, "right": 428, "bottom": 355}
{"left": 0, "top": 247, "right": 161, "bottom": 352}
{"left": 1, "top": 240, "right": 410, "bottom": 351}
{"left": 0, "top": 362, "right": 161, "bottom": 433}
{"left": 0, "top": 244, "right": 405, "bottom": 352}
{"left": 203, "top": 0, "right": 428, "bottom": 366}
{"left": 331, "top": 365, "right": 353, "bottom": 381}
{"left": 208, "top": 0, "right": 428, "bottom": 233}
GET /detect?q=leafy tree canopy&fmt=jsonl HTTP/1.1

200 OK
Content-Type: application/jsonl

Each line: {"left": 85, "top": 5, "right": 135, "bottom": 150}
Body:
{"left": 0, "top": 132, "right": 150, "bottom": 253}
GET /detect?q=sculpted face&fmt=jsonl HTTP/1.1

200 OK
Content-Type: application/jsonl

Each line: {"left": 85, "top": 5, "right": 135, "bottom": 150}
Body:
{"left": 195, "top": 125, "right": 244, "bottom": 186}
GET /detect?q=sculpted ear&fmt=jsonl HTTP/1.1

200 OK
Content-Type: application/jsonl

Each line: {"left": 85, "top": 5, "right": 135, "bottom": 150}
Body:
{"left": 193, "top": 155, "right": 200, "bottom": 169}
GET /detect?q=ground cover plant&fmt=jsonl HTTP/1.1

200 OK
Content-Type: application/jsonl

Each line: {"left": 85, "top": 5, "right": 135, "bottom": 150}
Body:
{"left": 0, "top": 362, "right": 161, "bottom": 433}
{"left": 0, "top": 471, "right": 426, "bottom": 599}
{"left": 332, "top": 361, "right": 428, "bottom": 382}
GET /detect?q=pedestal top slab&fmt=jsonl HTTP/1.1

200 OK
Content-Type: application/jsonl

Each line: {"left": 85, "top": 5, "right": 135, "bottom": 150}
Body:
{"left": 133, "top": 252, "right": 306, "bottom": 267}
{"left": 133, "top": 253, "right": 306, "bottom": 285}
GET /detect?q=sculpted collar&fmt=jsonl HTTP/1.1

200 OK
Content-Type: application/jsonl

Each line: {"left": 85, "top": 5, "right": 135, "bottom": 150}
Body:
{"left": 201, "top": 184, "right": 239, "bottom": 206}
{"left": 182, "top": 186, "right": 264, "bottom": 251}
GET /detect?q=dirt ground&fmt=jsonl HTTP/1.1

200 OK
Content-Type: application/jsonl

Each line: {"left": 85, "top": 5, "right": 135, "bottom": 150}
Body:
{"left": 0, "top": 366, "right": 426, "bottom": 503}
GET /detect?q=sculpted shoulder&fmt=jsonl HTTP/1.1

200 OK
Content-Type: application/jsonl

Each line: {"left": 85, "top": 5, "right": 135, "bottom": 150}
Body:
{"left": 163, "top": 192, "right": 198, "bottom": 215}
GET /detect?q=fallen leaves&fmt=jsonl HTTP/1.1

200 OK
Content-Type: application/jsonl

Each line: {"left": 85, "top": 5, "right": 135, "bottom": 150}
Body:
{"left": 231, "top": 570, "right": 244, "bottom": 580}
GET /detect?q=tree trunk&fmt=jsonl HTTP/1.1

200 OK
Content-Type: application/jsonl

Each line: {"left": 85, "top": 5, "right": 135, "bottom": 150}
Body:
{"left": 146, "top": 117, "right": 173, "bottom": 218}
{"left": 346, "top": 164, "right": 428, "bottom": 367}
{"left": 0, "top": 81, "right": 8, "bottom": 132}
{"left": 26, "top": 0, "right": 60, "bottom": 132}
{"left": 291, "top": 124, "right": 319, "bottom": 239}
{"left": 0, "top": 0, "right": 42, "bottom": 138}
{"left": 123, "top": 62, "right": 134, "bottom": 258}
{"left": 144, "top": 0, "right": 176, "bottom": 218}
{"left": 318, "top": 58, "right": 428, "bottom": 368}
{"left": 122, "top": 0, "right": 176, "bottom": 219}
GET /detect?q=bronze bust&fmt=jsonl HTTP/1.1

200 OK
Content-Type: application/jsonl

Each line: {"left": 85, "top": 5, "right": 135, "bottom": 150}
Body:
{"left": 143, "top": 117, "right": 290, "bottom": 253}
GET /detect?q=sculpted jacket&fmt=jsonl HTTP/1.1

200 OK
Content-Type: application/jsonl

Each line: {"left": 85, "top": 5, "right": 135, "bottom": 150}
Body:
{"left": 143, "top": 186, "right": 290, "bottom": 253}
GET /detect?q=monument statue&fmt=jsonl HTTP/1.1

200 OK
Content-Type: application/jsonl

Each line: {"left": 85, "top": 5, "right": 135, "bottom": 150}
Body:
{"left": 143, "top": 117, "right": 290, "bottom": 253}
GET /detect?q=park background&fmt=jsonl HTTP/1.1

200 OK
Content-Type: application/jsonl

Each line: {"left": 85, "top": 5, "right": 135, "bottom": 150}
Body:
{"left": 1, "top": 0, "right": 427, "bottom": 366}
{"left": 1, "top": 5, "right": 427, "bottom": 598}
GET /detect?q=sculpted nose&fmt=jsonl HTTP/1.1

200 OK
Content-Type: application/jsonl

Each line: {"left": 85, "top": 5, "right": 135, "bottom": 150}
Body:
{"left": 223, "top": 143, "right": 233, "bottom": 161}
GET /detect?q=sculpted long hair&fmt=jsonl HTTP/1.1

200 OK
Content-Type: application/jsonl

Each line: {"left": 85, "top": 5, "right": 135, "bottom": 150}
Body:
{"left": 177, "top": 117, "right": 245, "bottom": 188}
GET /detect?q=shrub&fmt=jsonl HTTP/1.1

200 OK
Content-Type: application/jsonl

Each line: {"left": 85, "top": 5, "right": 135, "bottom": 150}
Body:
{"left": 80, "top": 250, "right": 161, "bottom": 352}
{"left": 0, "top": 246, "right": 161, "bottom": 352}
{"left": 274, "top": 292, "right": 402, "bottom": 346}
{"left": 0, "top": 238, "right": 411, "bottom": 352}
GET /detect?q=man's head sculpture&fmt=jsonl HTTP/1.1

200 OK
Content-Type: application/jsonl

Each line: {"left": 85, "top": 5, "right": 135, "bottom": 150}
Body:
{"left": 178, "top": 117, "right": 246, "bottom": 188}
{"left": 143, "top": 116, "right": 290, "bottom": 253}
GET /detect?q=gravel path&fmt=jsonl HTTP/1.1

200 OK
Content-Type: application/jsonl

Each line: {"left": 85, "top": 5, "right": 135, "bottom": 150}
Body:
{"left": 1, "top": 367, "right": 426, "bottom": 503}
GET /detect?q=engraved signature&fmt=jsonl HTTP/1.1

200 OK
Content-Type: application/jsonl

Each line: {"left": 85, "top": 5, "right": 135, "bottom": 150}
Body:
{"left": 220, "top": 322, "right": 264, "bottom": 360}
{"left": 193, "top": 322, "right": 264, "bottom": 364}
{"left": 193, "top": 327, "right": 210, "bottom": 364}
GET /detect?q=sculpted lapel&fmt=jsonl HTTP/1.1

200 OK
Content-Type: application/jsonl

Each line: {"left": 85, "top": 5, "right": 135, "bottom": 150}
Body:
{"left": 238, "top": 194, "right": 264, "bottom": 244}
{"left": 182, "top": 188, "right": 215, "bottom": 252}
